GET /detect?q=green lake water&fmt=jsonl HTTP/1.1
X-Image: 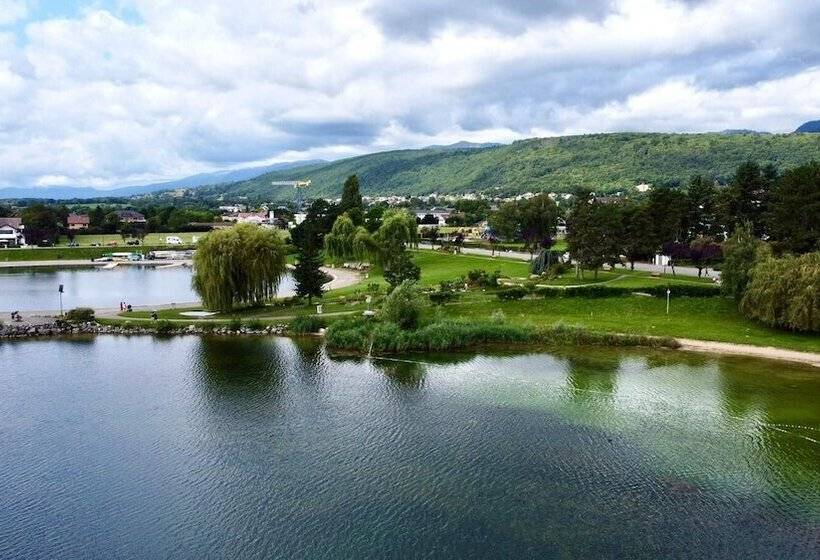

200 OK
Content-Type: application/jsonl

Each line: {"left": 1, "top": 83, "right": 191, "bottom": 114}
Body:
{"left": 0, "top": 336, "right": 818, "bottom": 558}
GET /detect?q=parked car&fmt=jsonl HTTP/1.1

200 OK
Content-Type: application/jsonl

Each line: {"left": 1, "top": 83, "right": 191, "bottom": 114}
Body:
{"left": 126, "top": 239, "right": 140, "bottom": 246}
{"left": 165, "top": 236, "right": 183, "bottom": 245}
{"left": 106, "top": 241, "right": 118, "bottom": 246}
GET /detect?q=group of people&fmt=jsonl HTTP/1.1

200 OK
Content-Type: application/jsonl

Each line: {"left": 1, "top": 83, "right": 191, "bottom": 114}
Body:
{"left": 9, "top": 311, "right": 22, "bottom": 322}
{"left": 119, "top": 302, "right": 133, "bottom": 312}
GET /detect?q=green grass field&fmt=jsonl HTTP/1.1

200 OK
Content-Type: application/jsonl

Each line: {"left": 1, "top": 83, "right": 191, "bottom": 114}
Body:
{"left": 57, "top": 232, "right": 203, "bottom": 247}
{"left": 0, "top": 245, "right": 195, "bottom": 262}
{"left": 101, "top": 249, "right": 820, "bottom": 353}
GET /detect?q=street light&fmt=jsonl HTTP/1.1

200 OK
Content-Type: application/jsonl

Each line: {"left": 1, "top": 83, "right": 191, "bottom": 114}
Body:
{"left": 666, "top": 288, "right": 671, "bottom": 315}
{"left": 58, "top": 284, "right": 64, "bottom": 316}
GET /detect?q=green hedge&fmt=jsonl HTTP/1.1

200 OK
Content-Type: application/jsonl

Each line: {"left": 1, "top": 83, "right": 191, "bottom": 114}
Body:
{"left": 535, "top": 284, "right": 720, "bottom": 298}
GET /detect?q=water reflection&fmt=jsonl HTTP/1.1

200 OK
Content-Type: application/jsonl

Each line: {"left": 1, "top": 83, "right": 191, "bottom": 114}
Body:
{"left": 194, "top": 336, "right": 286, "bottom": 399}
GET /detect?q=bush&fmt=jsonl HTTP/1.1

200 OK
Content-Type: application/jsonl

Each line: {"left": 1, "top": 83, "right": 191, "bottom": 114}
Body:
{"left": 244, "top": 318, "right": 265, "bottom": 331}
{"left": 227, "top": 317, "right": 242, "bottom": 332}
{"left": 467, "top": 269, "right": 502, "bottom": 289}
{"left": 496, "top": 287, "right": 528, "bottom": 301}
{"left": 154, "top": 320, "right": 176, "bottom": 335}
{"left": 381, "top": 280, "right": 422, "bottom": 329}
{"left": 740, "top": 252, "right": 819, "bottom": 332}
{"left": 429, "top": 289, "right": 459, "bottom": 305}
{"left": 64, "top": 307, "right": 95, "bottom": 322}
{"left": 289, "top": 315, "right": 327, "bottom": 334}
{"left": 535, "top": 284, "right": 719, "bottom": 298}
{"left": 325, "top": 318, "right": 372, "bottom": 351}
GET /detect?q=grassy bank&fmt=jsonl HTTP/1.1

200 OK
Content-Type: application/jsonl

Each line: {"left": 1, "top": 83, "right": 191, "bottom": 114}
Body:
{"left": 0, "top": 245, "right": 195, "bottom": 262}
{"left": 98, "top": 249, "right": 817, "bottom": 353}
{"left": 325, "top": 318, "right": 679, "bottom": 355}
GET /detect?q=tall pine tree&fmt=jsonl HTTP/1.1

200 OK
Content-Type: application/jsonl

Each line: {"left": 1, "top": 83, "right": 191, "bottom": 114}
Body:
{"left": 293, "top": 234, "right": 325, "bottom": 304}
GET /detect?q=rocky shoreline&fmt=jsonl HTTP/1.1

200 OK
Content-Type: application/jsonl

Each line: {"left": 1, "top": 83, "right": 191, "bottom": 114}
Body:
{"left": 0, "top": 321, "right": 288, "bottom": 338}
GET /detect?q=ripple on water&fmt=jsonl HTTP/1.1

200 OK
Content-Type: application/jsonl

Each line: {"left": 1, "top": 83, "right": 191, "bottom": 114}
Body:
{"left": 0, "top": 338, "right": 818, "bottom": 559}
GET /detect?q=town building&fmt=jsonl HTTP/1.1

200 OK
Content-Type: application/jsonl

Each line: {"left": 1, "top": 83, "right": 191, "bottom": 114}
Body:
{"left": 67, "top": 213, "right": 90, "bottom": 230}
{"left": 0, "top": 217, "right": 26, "bottom": 247}
{"left": 116, "top": 210, "right": 147, "bottom": 224}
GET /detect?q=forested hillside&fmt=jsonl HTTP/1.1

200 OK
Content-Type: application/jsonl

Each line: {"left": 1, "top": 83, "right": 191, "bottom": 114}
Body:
{"left": 204, "top": 132, "right": 820, "bottom": 201}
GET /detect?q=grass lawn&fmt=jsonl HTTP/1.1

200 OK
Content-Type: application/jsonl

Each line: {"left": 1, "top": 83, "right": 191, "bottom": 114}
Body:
{"left": 0, "top": 245, "right": 193, "bottom": 262}
{"left": 57, "top": 232, "right": 203, "bottom": 247}
{"left": 99, "top": 248, "right": 817, "bottom": 353}
{"left": 435, "top": 293, "right": 820, "bottom": 353}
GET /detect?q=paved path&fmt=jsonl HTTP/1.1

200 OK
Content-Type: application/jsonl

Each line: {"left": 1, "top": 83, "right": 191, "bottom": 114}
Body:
{"left": 417, "top": 243, "right": 719, "bottom": 279}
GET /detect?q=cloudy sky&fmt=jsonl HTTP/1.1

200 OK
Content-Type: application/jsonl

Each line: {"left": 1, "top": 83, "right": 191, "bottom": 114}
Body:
{"left": 1, "top": 0, "right": 819, "bottom": 189}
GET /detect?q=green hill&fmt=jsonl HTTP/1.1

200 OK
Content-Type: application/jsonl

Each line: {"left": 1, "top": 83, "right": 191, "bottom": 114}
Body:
{"left": 206, "top": 132, "right": 820, "bottom": 201}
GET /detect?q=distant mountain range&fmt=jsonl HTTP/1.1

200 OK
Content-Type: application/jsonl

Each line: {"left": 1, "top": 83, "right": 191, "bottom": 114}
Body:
{"left": 202, "top": 131, "right": 820, "bottom": 202}
{"left": 3, "top": 126, "right": 820, "bottom": 203}
{"left": 795, "top": 120, "right": 820, "bottom": 133}
{"left": 0, "top": 160, "right": 324, "bottom": 201}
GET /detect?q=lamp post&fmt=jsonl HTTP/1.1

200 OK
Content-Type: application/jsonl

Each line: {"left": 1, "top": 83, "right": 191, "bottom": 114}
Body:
{"left": 58, "top": 284, "right": 64, "bottom": 316}
{"left": 666, "top": 289, "right": 671, "bottom": 315}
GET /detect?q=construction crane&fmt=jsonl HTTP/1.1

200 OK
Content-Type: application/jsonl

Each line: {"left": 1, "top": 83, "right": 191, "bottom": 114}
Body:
{"left": 271, "top": 180, "right": 311, "bottom": 209}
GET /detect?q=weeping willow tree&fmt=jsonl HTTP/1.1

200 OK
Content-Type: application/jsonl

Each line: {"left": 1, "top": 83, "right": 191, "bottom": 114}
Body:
{"left": 192, "top": 224, "right": 287, "bottom": 312}
{"left": 324, "top": 212, "right": 373, "bottom": 264}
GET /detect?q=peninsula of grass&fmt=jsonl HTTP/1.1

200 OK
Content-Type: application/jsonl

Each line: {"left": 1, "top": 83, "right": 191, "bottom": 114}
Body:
{"left": 101, "top": 249, "right": 818, "bottom": 353}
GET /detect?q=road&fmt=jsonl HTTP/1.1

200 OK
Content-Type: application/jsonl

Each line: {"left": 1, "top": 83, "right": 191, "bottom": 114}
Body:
{"left": 417, "top": 243, "right": 719, "bottom": 279}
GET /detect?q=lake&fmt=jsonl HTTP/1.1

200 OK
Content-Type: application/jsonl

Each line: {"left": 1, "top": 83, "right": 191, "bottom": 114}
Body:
{"left": 0, "top": 266, "right": 296, "bottom": 311}
{"left": 0, "top": 338, "right": 818, "bottom": 559}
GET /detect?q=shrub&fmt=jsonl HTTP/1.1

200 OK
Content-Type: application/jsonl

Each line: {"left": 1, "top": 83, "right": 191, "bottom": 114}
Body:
{"left": 289, "top": 315, "right": 327, "bottom": 334}
{"left": 244, "top": 318, "right": 265, "bottom": 331}
{"left": 740, "top": 252, "right": 819, "bottom": 332}
{"left": 381, "top": 280, "right": 422, "bottom": 329}
{"left": 154, "top": 320, "right": 176, "bottom": 335}
{"left": 64, "top": 307, "right": 95, "bottom": 322}
{"left": 325, "top": 318, "right": 372, "bottom": 351}
{"left": 466, "top": 269, "right": 501, "bottom": 289}
{"left": 536, "top": 284, "right": 719, "bottom": 298}
{"left": 429, "top": 289, "right": 459, "bottom": 305}
{"left": 496, "top": 287, "right": 527, "bottom": 301}
{"left": 227, "top": 317, "right": 242, "bottom": 332}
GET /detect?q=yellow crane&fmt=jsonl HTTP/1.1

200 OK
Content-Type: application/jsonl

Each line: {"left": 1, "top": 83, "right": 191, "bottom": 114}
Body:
{"left": 271, "top": 180, "right": 311, "bottom": 208}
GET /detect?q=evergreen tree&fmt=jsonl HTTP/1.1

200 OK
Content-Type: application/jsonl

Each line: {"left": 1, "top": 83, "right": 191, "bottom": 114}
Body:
{"left": 720, "top": 161, "right": 772, "bottom": 237}
{"left": 686, "top": 175, "right": 717, "bottom": 239}
{"left": 339, "top": 175, "right": 364, "bottom": 224}
{"left": 766, "top": 161, "right": 820, "bottom": 254}
{"left": 294, "top": 236, "right": 325, "bottom": 304}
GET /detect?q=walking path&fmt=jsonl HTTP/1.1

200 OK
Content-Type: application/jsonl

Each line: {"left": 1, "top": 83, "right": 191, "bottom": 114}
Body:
{"left": 417, "top": 243, "right": 718, "bottom": 279}
{"left": 676, "top": 339, "right": 820, "bottom": 368}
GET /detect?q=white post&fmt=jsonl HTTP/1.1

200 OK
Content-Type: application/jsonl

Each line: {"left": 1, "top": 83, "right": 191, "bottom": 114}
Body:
{"left": 666, "top": 289, "right": 671, "bottom": 315}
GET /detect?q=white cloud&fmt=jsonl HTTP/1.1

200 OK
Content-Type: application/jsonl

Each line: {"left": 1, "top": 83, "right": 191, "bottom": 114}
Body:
{"left": 0, "top": 0, "right": 818, "bottom": 188}
{"left": 0, "top": 0, "right": 27, "bottom": 26}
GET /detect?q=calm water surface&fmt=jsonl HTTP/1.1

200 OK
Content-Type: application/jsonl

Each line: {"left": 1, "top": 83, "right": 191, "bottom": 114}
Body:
{"left": 0, "top": 337, "right": 818, "bottom": 559}
{"left": 0, "top": 266, "right": 295, "bottom": 311}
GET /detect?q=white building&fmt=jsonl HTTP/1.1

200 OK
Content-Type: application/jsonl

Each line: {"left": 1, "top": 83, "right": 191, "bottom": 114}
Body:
{"left": 0, "top": 217, "right": 25, "bottom": 247}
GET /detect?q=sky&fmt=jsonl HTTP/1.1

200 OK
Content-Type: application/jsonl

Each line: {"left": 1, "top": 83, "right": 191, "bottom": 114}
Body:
{"left": 1, "top": 0, "right": 819, "bottom": 189}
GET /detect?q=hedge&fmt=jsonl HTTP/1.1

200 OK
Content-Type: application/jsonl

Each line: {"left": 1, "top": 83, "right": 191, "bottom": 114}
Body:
{"left": 534, "top": 284, "right": 720, "bottom": 298}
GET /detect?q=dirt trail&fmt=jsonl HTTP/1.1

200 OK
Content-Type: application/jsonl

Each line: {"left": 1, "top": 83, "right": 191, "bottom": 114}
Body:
{"left": 675, "top": 338, "right": 820, "bottom": 368}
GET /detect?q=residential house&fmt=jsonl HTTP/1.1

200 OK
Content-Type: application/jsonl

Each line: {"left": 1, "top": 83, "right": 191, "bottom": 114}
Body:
{"left": 116, "top": 210, "right": 147, "bottom": 224}
{"left": 67, "top": 213, "right": 90, "bottom": 230}
{"left": 0, "top": 217, "right": 26, "bottom": 247}
{"left": 222, "top": 212, "right": 269, "bottom": 225}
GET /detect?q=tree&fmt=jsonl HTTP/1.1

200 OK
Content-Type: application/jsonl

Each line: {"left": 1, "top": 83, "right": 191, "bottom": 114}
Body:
{"left": 21, "top": 204, "right": 60, "bottom": 245}
{"left": 720, "top": 223, "right": 764, "bottom": 301}
{"left": 419, "top": 214, "right": 439, "bottom": 225}
{"left": 325, "top": 212, "right": 372, "bottom": 264}
{"left": 645, "top": 186, "right": 690, "bottom": 248}
{"left": 0, "top": 203, "right": 13, "bottom": 217}
{"left": 618, "top": 201, "right": 655, "bottom": 269}
{"left": 766, "top": 161, "right": 820, "bottom": 254}
{"left": 719, "top": 161, "right": 772, "bottom": 237}
{"left": 293, "top": 236, "right": 325, "bottom": 304}
{"left": 518, "top": 194, "right": 558, "bottom": 259}
{"left": 662, "top": 241, "right": 690, "bottom": 276}
{"left": 192, "top": 223, "right": 287, "bottom": 312}
{"left": 686, "top": 175, "right": 718, "bottom": 239}
{"left": 740, "top": 252, "right": 819, "bottom": 332}
{"left": 687, "top": 236, "right": 722, "bottom": 277}
{"left": 372, "top": 209, "right": 420, "bottom": 289}
{"left": 381, "top": 280, "right": 422, "bottom": 329}
{"left": 291, "top": 198, "right": 338, "bottom": 248}
{"left": 339, "top": 175, "right": 363, "bottom": 224}
{"left": 566, "top": 195, "right": 620, "bottom": 278}
{"left": 488, "top": 201, "right": 520, "bottom": 241}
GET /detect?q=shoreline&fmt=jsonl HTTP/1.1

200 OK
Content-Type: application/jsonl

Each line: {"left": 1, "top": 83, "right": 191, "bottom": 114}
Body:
{"left": 3, "top": 320, "right": 818, "bottom": 367}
